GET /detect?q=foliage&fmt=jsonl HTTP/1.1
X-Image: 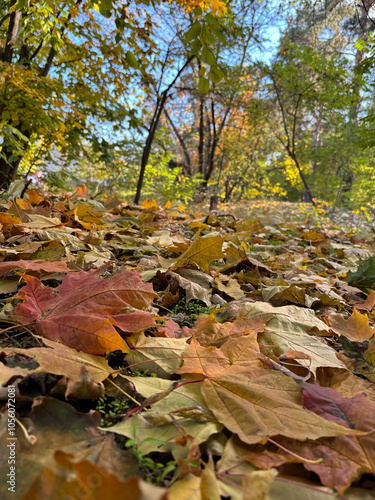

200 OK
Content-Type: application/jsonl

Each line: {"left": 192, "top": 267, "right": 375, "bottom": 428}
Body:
{"left": 1, "top": 187, "right": 375, "bottom": 497}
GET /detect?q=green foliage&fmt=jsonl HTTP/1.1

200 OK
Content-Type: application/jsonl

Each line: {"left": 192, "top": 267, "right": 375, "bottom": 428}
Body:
{"left": 131, "top": 369, "right": 158, "bottom": 377}
{"left": 173, "top": 296, "right": 209, "bottom": 327}
{"left": 96, "top": 391, "right": 130, "bottom": 428}
{"left": 125, "top": 424, "right": 176, "bottom": 485}
{"left": 348, "top": 255, "right": 375, "bottom": 290}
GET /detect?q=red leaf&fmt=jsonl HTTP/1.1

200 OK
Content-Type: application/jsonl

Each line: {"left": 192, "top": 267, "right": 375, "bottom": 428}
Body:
{"left": 113, "top": 312, "right": 156, "bottom": 334}
{"left": 13, "top": 268, "right": 157, "bottom": 355}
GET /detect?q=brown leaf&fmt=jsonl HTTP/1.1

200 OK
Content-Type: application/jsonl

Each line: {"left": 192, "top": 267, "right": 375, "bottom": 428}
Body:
{"left": 354, "top": 290, "right": 375, "bottom": 312}
{"left": 201, "top": 456, "right": 220, "bottom": 500}
{"left": 0, "top": 397, "right": 100, "bottom": 499}
{"left": 0, "top": 259, "right": 72, "bottom": 276}
{"left": 3, "top": 338, "right": 113, "bottom": 393}
{"left": 65, "top": 365, "right": 105, "bottom": 400}
{"left": 176, "top": 337, "right": 363, "bottom": 445}
{"left": 242, "top": 469, "right": 278, "bottom": 500}
{"left": 192, "top": 315, "right": 268, "bottom": 347}
{"left": 268, "top": 384, "right": 375, "bottom": 493}
{"left": 20, "top": 451, "right": 165, "bottom": 500}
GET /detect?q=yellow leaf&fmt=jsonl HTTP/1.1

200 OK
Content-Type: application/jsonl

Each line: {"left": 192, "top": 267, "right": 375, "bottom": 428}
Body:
{"left": 201, "top": 456, "right": 220, "bottom": 500}
{"left": 243, "top": 469, "right": 278, "bottom": 500}
{"left": 328, "top": 309, "right": 374, "bottom": 341}
{"left": 175, "top": 235, "right": 226, "bottom": 272}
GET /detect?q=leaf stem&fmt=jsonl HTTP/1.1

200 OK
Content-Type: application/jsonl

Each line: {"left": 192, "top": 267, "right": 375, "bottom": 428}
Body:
{"left": 268, "top": 438, "right": 323, "bottom": 464}
{"left": 107, "top": 377, "right": 140, "bottom": 405}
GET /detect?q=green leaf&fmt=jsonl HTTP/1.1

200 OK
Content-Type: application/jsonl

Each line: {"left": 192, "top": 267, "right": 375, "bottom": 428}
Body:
{"left": 201, "top": 46, "right": 216, "bottom": 66}
{"left": 193, "top": 6, "right": 203, "bottom": 16}
{"left": 203, "top": 27, "right": 215, "bottom": 45}
{"left": 185, "top": 21, "right": 202, "bottom": 43}
{"left": 355, "top": 39, "right": 366, "bottom": 51}
{"left": 198, "top": 76, "right": 210, "bottom": 94}
{"left": 98, "top": 0, "right": 112, "bottom": 18}
{"left": 208, "top": 66, "right": 225, "bottom": 83}
{"left": 216, "top": 31, "right": 227, "bottom": 44}
{"left": 50, "top": 36, "right": 60, "bottom": 51}
{"left": 205, "top": 12, "right": 219, "bottom": 27}
{"left": 348, "top": 255, "right": 375, "bottom": 289}
{"left": 15, "top": 0, "right": 28, "bottom": 8}
{"left": 125, "top": 50, "right": 139, "bottom": 69}
{"left": 199, "top": 66, "right": 206, "bottom": 77}
{"left": 190, "top": 39, "right": 202, "bottom": 56}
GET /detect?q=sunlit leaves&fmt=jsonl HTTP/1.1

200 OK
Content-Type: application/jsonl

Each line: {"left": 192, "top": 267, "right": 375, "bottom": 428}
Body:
{"left": 125, "top": 50, "right": 139, "bottom": 69}
{"left": 185, "top": 21, "right": 202, "bottom": 43}
{"left": 198, "top": 76, "right": 210, "bottom": 93}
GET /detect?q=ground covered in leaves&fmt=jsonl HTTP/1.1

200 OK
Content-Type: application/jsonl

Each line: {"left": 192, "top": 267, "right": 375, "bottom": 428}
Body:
{"left": 0, "top": 187, "right": 374, "bottom": 499}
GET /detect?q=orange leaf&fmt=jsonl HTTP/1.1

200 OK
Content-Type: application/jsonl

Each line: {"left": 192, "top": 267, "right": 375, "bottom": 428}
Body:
{"left": 176, "top": 337, "right": 365, "bottom": 444}
{"left": 13, "top": 268, "right": 157, "bottom": 354}
{"left": 28, "top": 188, "right": 45, "bottom": 205}
{"left": 0, "top": 259, "right": 72, "bottom": 276}
{"left": 328, "top": 309, "right": 374, "bottom": 341}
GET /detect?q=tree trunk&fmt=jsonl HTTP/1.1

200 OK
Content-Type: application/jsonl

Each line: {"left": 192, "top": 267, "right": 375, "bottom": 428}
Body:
{"left": 133, "top": 56, "right": 194, "bottom": 205}
{"left": 198, "top": 96, "right": 205, "bottom": 177}
{"left": 289, "top": 151, "right": 315, "bottom": 205}
{"left": 0, "top": 144, "right": 22, "bottom": 190}
{"left": 209, "top": 194, "right": 218, "bottom": 211}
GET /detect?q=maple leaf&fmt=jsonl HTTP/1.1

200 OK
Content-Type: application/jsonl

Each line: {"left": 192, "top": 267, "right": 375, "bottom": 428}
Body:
{"left": 0, "top": 398, "right": 100, "bottom": 499}
{"left": 13, "top": 268, "right": 157, "bottom": 355}
{"left": 3, "top": 338, "right": 113, "bottom": 396}
{"left": 0, "top": 259, "right": 72, "bottom": 276}
{"left": 174, "top": 234, "right": 227, "bottom": 272}
{"left": 191, "top": 315, "right": 268, "bottom": 347}
{"left": 271, "top": 383, "right": 375, "bottom": 493}
{"left": 176, "top": 336, "right": 365, "bottom": 444}
{"left": 104, "top": 375, "right": 222, "bottom": 457}
{"left": 21, "top": 452, "right": 167, "bottom": 500}
{"left": 328, "top": 309, "right": 374, "bottom": 341}
{"left": 354, "top": 290, "right": 375, "bottom": 312}
{"left": 240, "top": 301, "right": 347, "bottom": 374}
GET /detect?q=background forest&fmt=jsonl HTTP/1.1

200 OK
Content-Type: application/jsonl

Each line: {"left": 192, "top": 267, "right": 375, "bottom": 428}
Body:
{"left": 1, "top": 0, "right": 375, "bottom": 208}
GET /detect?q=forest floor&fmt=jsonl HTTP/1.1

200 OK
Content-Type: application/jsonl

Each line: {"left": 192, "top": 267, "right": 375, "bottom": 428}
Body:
{"left": 0, "top": 188, "right": 374, "bottom": 500}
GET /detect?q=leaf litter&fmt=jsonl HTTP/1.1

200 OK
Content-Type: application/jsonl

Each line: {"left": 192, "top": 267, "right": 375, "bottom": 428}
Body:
{"left": 0, "top": 189, "right": 374, "bottom": 499}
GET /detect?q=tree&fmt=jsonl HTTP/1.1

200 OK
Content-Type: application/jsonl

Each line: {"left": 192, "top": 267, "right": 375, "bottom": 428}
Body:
{"left": 150, "top": 0, "right": 276, "bottom": 204}
{"left": 0, "top": 0, "right": 227, "bottom": 191}
{"left": 257, "top": 40, "right": 354, "bottom": 204}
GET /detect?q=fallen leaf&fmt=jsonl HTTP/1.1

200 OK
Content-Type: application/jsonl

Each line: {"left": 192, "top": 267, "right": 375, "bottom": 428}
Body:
{"left": 104, "top": 375, "right": 222, "bottom": 460}
{"left": 168, "top": 474, "right": 201, "bottom": 500}
{"left": 354, "top": 290, "right": 375, "bottom": 312}
{"left": 0, "top": 259, "right": 72, "bottom": 276}
{"left": 240, "top": 301, "right": 347, "bottom": 374}
{"left": 214, "top": 277, "right": 245, "bottom": 299}
{"left": 20, "top": 451, "right": 166, "bottom": 500}
{"left": 176, "top": 337, "right": 363, "bottom": 445}
{"left": 328, "top": 309, "right": 374, "bottom": 341}
{"left": 3, "top": 338, "right": 114, "bottom": 395}
{"left": 0, "top": 397, "right": 100, "bottom": 499}
{"left": 192, "top": 315, "right": 268, "bottom": 347}
{"left": 174, "top": 234, "right": 226, "bottom": 272}
{"left": 201, "top": 456, "right": 220, "bottom": 500}
{"left": 243, "top": 469, "right": 278, "bottom": 500}
{"left": 12, "top": 268, "right": 157, "bottom": 354}
{"left": 126, "top": 334, "right": 189, "bottom": 377}
{"left": 167, "top": 271, "right": 212, "bottom": 305}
